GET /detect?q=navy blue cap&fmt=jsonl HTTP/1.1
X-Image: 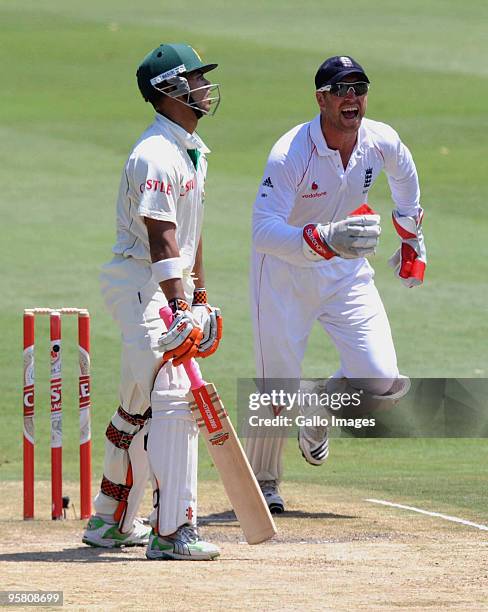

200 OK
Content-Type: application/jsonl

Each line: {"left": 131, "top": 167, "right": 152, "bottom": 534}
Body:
{"left": 315, "top": 56, "right": 369, "bottom": 90}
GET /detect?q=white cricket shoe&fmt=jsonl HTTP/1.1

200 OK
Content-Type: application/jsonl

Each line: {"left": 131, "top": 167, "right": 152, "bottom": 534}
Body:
{"left": 298, "top": 423, "right": 329, "bottom": 466}
{"left": 259, "top": 480, "right": 285, "bottom": 514}
{"left": 82, "top": 516, "right": 151, "bottom": 548}
{"left": 146, "top": 525, "right": 220, "bottom": 561}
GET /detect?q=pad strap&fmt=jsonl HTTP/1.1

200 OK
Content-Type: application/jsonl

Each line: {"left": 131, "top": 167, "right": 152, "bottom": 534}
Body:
{"left": 117, "top": 405, "right": 151, "bottom": 427}
{"left": 106, "top": 422, "right": 134, "bottom": 450}
{"left": 101, "top": 475, "right": 131, "bottom": 502}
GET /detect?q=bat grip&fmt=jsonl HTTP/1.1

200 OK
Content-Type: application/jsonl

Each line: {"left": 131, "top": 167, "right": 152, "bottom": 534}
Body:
{"left": 159, "top": 306, "right": 206, "bottom": 390}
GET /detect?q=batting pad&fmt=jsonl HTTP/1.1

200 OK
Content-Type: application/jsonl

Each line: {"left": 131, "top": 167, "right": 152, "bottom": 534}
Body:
{"left": 147, "top": 409, "right": 198, "bottom": 536}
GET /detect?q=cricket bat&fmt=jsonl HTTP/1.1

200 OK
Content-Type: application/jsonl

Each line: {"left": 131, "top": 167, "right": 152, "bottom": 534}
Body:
{"left": 160, "top": 306, "right": 277, "bottom": 544}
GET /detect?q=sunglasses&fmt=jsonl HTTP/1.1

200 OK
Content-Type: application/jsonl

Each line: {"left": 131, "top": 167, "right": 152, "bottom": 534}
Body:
{"left": 317, "top": 82, "right": 369, "bottom": 97}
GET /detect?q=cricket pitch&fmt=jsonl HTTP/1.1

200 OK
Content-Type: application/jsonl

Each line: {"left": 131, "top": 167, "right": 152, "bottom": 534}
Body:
{"left": 0, "top": 481, "right": 486, "bottom": 610}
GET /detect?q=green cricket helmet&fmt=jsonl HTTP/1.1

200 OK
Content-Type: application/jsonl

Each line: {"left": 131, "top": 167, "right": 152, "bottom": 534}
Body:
{"left": 136, "top": 43, "right": 220, "bottom": 116}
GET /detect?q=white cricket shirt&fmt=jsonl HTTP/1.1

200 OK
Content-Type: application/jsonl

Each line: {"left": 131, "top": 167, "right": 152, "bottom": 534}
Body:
{"left": 112, "top": 113, "right": 209, "bottom": 272}
{"left": 253, "top": 114, "right": 420, "bottom": 267}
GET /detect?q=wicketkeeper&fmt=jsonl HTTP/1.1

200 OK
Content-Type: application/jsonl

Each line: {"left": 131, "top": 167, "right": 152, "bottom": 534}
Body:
{"left": 83, "top": 43, "right": 223, "bottom": 560}
{"left": 246, "top": 55, "right": 426, "bottom": 513}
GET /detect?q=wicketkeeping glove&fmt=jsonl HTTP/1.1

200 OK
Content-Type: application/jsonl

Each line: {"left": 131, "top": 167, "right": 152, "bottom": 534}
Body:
{"left": 191, "top": 288, "right": 223, "bottom": 358}
{"left": 303, "top": 204, "right": 381, "bottom": 261}
{"left": 388, "top": 209, "right": 426, "bottom": 287}
{"left": 158, "top": 299, "right": 203, "bottom": 367}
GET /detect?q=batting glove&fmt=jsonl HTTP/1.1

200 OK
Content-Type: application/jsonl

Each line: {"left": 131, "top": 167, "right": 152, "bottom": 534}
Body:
{"left": 388, "top": 209, "right": 426, "bottom": 287}
{"left": 158, "top": 299, "right": 203, "bottom": 367}
{"left": 191, "top": 288, "right": 223, "bottom": 358}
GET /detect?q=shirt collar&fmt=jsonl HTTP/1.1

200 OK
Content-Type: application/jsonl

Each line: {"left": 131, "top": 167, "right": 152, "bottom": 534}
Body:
{"left": 154, "top": 112, "right": 210, "bottom": 154}
{"left": 310, "top": 113, "right": 372, "bottom": 155}
{"left": 309, "top": 114, "right": 334, "bottom": 156}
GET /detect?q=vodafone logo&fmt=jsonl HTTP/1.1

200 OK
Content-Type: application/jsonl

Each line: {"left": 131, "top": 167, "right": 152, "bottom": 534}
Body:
{"left": 302, "top": 190, "right": 327, "bottom": 199}
{"left": 139, "top": 179, "right": 172, "bottom": 195}
{"left": 312, "top": 182, "right": 318, "bottom": 190}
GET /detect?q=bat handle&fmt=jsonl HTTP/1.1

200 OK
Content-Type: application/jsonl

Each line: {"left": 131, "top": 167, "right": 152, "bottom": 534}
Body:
{"left": 159, "top": 306, "right": 206, "bottom": 390}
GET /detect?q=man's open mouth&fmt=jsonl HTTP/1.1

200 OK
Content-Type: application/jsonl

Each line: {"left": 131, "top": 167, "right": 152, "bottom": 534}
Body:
{"left": 341, "top": 106, "right": 359, "bottom": 120}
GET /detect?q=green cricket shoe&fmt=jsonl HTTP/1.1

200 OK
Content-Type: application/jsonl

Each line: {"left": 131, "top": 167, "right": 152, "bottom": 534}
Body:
{"left": 146, "top": 525, "right": 220, "bottom": 561}
{"left": 82, "top": 516, "right": 151, "bottom": 548}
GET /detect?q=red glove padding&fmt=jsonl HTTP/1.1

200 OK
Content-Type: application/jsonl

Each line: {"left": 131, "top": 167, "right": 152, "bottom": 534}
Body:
{"left": 388, "top": 209, "right": 426, "bottom": 287}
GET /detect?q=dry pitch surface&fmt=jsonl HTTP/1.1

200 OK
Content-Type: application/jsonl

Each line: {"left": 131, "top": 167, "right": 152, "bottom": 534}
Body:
{"left": 1, "top": 481, "right": 487, "bottom": 611}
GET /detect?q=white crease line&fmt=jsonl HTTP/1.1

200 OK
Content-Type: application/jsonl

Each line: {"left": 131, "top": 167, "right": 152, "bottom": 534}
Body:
{"left": 365, "top": 498, "right": 488, "bottom": 532}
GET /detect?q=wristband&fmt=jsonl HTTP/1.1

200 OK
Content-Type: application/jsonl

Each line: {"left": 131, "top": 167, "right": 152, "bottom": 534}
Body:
{"left": 192, "top": 288, "right": 208, "bottom": 305}
{"left": 303, "top": 224, "right": 337, "bottom": 260}
{"left": 151, "top": 257, "right": 183, "bottom": 283}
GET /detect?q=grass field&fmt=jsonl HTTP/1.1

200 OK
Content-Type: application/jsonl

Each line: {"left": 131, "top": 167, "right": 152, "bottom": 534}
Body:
{"left": 1, "top": 1, "right": 487, "bottom": 607}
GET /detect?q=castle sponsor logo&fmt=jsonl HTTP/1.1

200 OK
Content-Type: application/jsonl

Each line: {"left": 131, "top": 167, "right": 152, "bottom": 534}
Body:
{"left": 23, "top": 384, "right": 35, "bottom": 412}
{"left": 139, "top": 179, "right": 173, "bottom": 195}
{"left": 50, "top": 380, "right": 62, "bottom": 411}
{"left": 180, "top": 178, "right": 195, "bottom": 196}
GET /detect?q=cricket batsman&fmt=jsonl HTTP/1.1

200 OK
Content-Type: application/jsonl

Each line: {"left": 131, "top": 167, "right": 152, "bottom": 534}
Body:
{"left": 82, "top": 43, "right": 222, "bottom": 559}
{"left": 246, "top": 55, "right": 426, "bottom": 512}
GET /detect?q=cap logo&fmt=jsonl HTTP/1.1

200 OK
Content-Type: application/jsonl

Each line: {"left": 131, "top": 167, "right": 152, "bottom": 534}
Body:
{"left": 339, "top": 56, "right": 354, "bottom": 67}
{"left": 150, "top": 64, "right": 186, "bottom": 86}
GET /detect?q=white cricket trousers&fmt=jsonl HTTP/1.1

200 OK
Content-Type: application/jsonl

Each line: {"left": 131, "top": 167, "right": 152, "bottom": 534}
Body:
{"left": 246, "top": 252, "right": 399, "bottom": 481}
{"left": 94, "top": 255, "right": 200, "bottom": 535}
